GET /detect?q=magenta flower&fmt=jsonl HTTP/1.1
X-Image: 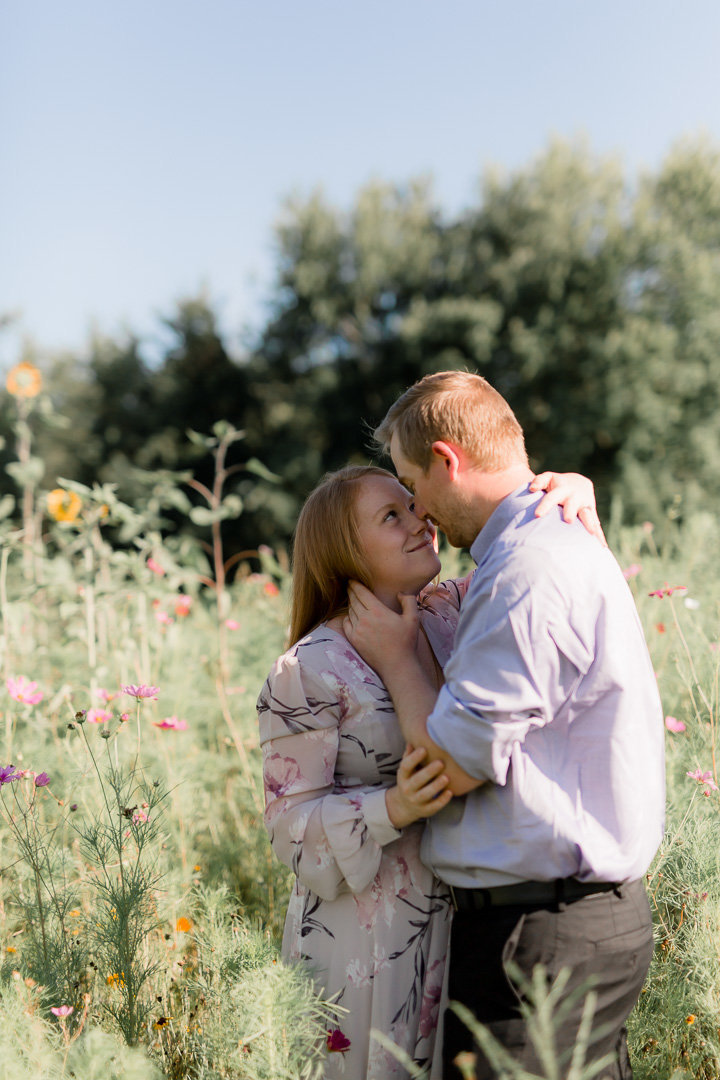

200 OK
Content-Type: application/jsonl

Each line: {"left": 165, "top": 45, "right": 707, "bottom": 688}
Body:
{"left": 155, "top": 610, "right": 173, "bottom": 626}
{"left": 687, "top": 769, "right": 719, "bottom": 791}
{"left": 152, "top": 716, "right": 188, "bottom": 731}
{"left": 51, "top": 1005, "right": 73, "bottom": 1018}
{"left": 649, "top": 583, "right": 688, "bottom": 599}
{"left": 327, "top": 1029, "right": 351, "bottom": 1053}
{"left": 665, "top": 716, "right": 686, "bottom": 733}
{"left": 122, "top": 684, "right": 159, "bottom": 700}
{"left": 147, "top": 557, "right": 165, "bottom": 576}
{"left": 622, "top": 563, "right": 642, "bottom": 580}
{"left": 6, "top": 676, "right": 43, "bottom": 706}
{"left": 0, "top": 765, "right": 21, "bottom": 785}
{"left": 225, "top": 619, "right": 240, "bottom": 630}
{"left": 87, "top": 707, "right": 112, "bottom": 724}
{"left": 96, "top": 688, "right": 117, "bottom": 703}
{"left": 34, "top": 772, "right": 50, "bottom": 787}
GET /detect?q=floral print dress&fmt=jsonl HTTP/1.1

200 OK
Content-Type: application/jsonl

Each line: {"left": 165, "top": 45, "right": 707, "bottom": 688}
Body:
{"left": 257, "top": 577, "right": 472, "bottom": 1079}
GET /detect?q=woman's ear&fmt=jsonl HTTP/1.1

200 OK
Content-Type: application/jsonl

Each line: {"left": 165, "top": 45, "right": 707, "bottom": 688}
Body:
{"left": 430, "top": 440, "right": 462, "bottom": 481}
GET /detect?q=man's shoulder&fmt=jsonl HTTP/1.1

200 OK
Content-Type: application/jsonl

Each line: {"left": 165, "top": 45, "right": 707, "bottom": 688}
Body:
{"left": 475, "top": 512, "right": 623, "bottom": 602}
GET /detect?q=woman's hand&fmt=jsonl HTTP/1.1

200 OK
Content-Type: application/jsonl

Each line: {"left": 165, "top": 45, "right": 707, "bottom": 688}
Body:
{"left": 530, "top": 471, "right": 608, "bottom": 547}
{"left": 385, "top": 745, "right": 453, "bottom": 828}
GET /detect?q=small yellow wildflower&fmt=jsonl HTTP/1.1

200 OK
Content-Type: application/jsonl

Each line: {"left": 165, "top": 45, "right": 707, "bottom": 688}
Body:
{"left": 106, "top": 973, "right": 125, "bottom": 988}
{"left": 6, "top": 946, "right": 16, "bottom": 954}
{"left": 6, "top": 361, "right": 42, "bottom": 398}
{"left": 47, "top": 489, "right": 82, "bottom": 524}
{"left": 176, "top": 917, "right": 192, "bottom": 933}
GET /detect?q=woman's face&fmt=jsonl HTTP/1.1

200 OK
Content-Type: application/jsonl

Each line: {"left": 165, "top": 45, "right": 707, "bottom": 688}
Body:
{"left": 353, "top": 475, "right": 441, "bottom": 603}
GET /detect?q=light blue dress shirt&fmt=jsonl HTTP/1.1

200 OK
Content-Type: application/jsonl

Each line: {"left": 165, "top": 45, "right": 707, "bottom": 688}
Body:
{"left": 425, "top": 484, "right": 665, "bottom": 888}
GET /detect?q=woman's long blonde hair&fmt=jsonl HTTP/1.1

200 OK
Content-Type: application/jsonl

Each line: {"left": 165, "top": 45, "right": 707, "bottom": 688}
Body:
{"left": 288, "top": 465, "right": 395, "bottom": 646}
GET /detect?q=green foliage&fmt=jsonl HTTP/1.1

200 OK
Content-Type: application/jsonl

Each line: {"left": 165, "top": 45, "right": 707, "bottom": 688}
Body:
{"left": 5, "top": 136, "right": 720, "bottom": 552}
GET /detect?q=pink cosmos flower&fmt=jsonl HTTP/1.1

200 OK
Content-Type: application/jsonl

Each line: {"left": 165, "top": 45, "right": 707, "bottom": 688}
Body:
{"left": 96, "top": 688, "right": 117, "bottom": 703}
{"left": 155, "top": 611, "right": 173, "bottom": 626}
{"left": 665, "top": 716, "right": 686, "bottom": 733}
{"left": 51, "top": 1005, "right": 73, "bottom": 1018}
{"left": 174, "top": 594, "right": 192, "bottom": 617}
{"left": 147, "top": 557, "right": 165, "bottom": 576}
{"left": 87, "top": 708, "right": 112, "bottom": 724}
{"left": 687, "top": 769, "right": 719, "bottom": 791}
{"left": 153, "top": 716, "right": 188, "bottom": 731}
{"left": 225, "top": 619, "right": 240, "bottom": 630}
{"left": 6, "top": 676, "right": 43, "bottom": 706}
{"left": 132, "top": 808, "right": 148, "bottom": 824}
{"left": 327, "top": 1029, "right": 351, "bottom": 1053}
{"left": 623, "top": 563, "right": 642, "bottom": 580}
{"left": 34, "top": 772, "right": 50, "bottom": 787}
{"left": 648, "top": 583, "right": 688, "bottom": 599}
{"left": 0, "top": 765, "right": 22, "bottom": 785}
{"left": 122, "top": 684, "right": 159, "bottom": 700}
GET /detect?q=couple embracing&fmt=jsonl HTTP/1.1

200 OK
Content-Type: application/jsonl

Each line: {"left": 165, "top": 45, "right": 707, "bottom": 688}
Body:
{"left": 257, "top": 371, "right": 664, "bottom": 1079}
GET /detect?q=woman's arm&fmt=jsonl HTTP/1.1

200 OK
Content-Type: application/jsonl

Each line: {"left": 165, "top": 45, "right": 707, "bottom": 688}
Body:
{"left": 531, "top": 471, "right": 607, "bottom": 546}
{"left": 258, "top": 653, "right": 449, "bottom": 899}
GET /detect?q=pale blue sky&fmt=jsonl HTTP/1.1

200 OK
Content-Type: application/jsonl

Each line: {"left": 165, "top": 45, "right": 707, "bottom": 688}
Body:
{"left": 2, "top": 0, "right": 719, "bottom": 362}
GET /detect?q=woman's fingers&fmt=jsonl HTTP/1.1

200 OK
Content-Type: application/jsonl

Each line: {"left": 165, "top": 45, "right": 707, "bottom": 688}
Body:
{"left": 529, "top": 471, "right": 554, "bottom": 492}
{"left": 578, "top": 506, "right": 609, "bottom": 547}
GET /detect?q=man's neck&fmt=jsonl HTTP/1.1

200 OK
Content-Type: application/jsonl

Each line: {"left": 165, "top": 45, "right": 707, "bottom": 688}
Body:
{"left": 472, "top": 465, "right": 535, "bottom": 531}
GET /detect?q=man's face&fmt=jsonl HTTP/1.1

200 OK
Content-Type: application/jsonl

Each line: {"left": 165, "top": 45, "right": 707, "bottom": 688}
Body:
{"left": 389, "top": 433, "right": 479, "bottom": 548}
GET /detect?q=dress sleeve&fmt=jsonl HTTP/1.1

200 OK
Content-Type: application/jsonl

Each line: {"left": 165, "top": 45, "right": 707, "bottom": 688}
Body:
{"left": 418, "top": 572, "right": 475, "bottom": 668}
{"left": 257, "top": 649, "right": 401, "bottom": 901}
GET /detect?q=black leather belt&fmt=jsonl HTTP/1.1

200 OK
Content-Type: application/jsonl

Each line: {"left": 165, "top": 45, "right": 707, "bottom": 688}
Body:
{"left": 448, "top": 877, "right": 619, "bottom": 911}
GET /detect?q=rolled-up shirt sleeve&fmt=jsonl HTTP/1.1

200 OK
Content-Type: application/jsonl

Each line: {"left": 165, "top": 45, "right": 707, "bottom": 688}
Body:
{"left": 258, "top": 653, "right": 401, "bottom": 901}
{"left": 427, "top": 556, "right": 587, "bottom": 784}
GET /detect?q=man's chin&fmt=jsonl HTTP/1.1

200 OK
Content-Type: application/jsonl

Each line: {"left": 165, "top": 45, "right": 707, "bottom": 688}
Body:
{"left": 439, "top": 527, "right": 476, "bottom": 550}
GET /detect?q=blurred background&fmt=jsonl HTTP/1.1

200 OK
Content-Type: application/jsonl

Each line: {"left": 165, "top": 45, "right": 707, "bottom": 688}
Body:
{"left": 3, "top": 0, "right": 720, "bottom": 556}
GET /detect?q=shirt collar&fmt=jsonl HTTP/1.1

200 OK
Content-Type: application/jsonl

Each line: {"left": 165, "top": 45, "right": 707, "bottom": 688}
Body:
{"left": 469, "top": 483, "right": 540, "bottom": 566}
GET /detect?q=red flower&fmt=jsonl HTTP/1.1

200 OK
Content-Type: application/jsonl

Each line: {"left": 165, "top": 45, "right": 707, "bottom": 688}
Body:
{"left": 655, "top": 623, "right": 666, "bottom": 633}
{"left": 327, "top": 1028, "right": 351, "bottom": 1053}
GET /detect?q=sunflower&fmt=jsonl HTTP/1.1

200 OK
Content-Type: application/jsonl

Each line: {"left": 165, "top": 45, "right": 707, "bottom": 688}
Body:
{"left": 6, "top": 361, "right": 42, "bottom": 398}
{"left": 47, "top": 488, "right": 83, "bottom": 523}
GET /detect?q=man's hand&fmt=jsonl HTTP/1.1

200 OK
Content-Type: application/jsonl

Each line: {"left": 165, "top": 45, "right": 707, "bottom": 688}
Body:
{"left": 385, "top": 745, "right": 453, "bottom": 828}
{"left": 344, "top": 582, "right": 419, "bottom": 680}
{"left": 530, "top": 471, "right": 608, "bottom": 547}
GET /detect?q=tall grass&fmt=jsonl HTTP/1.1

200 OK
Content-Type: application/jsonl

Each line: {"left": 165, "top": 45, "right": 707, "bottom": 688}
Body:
{"left": 0, "top": 403, "right": 717, "bottom": 1075}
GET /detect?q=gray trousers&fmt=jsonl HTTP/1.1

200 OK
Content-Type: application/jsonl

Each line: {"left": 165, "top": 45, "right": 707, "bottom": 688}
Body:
{"left": 443, "top": 879, "right": 654, "bottom": 1079}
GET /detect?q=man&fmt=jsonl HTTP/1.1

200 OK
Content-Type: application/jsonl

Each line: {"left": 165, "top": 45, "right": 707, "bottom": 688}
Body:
{"left": 344, "top": 370, "right": 664, "bottom": 1079}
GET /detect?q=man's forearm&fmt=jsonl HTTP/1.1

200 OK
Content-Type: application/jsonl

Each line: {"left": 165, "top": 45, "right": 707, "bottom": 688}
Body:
{"left": 381, "top": 656, "right": 483, "bottom": 797}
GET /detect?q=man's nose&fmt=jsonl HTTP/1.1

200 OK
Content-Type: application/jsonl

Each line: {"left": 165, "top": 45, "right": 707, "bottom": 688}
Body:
{"left": 412, "top": 501, "right": 430, "bottom": 524}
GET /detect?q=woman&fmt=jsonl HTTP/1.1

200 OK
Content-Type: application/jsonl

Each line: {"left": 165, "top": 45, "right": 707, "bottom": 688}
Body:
{"left": 257, "top": 466, "right": 600, "bottom": 1079}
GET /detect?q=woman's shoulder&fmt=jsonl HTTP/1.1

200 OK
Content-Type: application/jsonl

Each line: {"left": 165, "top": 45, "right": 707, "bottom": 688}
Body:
{"left": 261, "top": 623, "right": 365, "bottom": 697}
{"left": 418, "top": 570, "right": 475, "bottom": 615}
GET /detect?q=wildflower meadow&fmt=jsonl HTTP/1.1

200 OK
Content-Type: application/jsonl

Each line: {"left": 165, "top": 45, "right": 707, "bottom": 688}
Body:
{"left": 0, "top": 360, "right": 718, "bottom": 1079}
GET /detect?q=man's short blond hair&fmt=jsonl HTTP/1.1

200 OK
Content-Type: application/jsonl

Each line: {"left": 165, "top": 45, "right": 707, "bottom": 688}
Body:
{"left": 374, "top": 370, "right": 529, "bottom": 472}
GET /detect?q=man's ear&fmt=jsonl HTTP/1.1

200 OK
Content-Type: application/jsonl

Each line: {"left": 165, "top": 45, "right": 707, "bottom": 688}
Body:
{"left": 430, "top": 440, "right": 463, "bottom": 481}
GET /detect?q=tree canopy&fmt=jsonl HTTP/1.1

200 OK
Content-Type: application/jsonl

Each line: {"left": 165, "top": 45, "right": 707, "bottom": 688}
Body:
{"left": 4, "top": 136, "right": 719, "bottom": 554}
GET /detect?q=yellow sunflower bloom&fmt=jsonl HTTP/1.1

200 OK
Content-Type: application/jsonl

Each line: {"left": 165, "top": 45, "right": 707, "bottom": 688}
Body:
{"left": 47, "top": 488, "right": 83, "bottom": 523}
{"left": 6, "top": 361, "right": 42, "bottom": 398}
